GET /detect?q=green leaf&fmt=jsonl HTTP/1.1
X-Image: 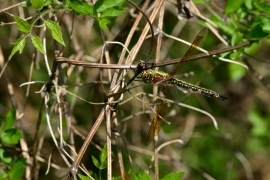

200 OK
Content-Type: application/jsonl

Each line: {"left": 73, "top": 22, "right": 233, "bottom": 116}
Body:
{"left": 89, "top": 170, "right": 98, "bottom": 179}
{"left": 193, "top": 0, "right": 206, "bottom": 4}
{"left": 44, "top": 20, "right": 66, "bottom": 46}
{"left": 67, "top": 0, "right": 97, "bottom": 17}
{"left": 100, "top": 143, "right": 107, "bottom": 167}
{"left": 248, "top": 110, "right": 268, "bottom": 137}
{"left": 225, "top": 0, "right": 244, "bottom": 14}
{"left": 78, "top": 174, "right": 92, "bottom": 180}
{"left": 228, "top": 63, "right": 246, "bottom": 82}
{"left": 44, "top": 0, "right": 52, "bottom": 6}
{"left": 250, "top": 23, "right": 269, "bottom": 40}
{"left": 101, "top": 7, "right": 127, "bottom": 18}
{"left": 209, "top": 16, "right": 235, "bottom": 35}
{"left": 99, "top": 144, "right": 107, "bottom": 169}
{"left": 9, "top": 158, "right": 26, "bottom": 180}
{"left": 97, "top": 18, "right": 110, "bottom": 30}
{"left": 94, "top": 0, "right": 126, "bottom": 13}
{"left": 0, "top": 148, "right": 12, "bottom": 164}
{"left": 91, "top": 155, "right": 100, "bottom": 168}
{"left": 4, "top": 107, "right": 16, "bottom": 130}
{"left": 161, "top": 172, "right": 185, "bottom": 180}
{"left": 231, "top": 32, "right": 243, "bottom": 45}
{"left": 254, "top": 2, "right": 270, "bottom": 17}
{"left": 31, "top": 0, "right": 44, "bottom": 10}
{"left": 22, "top": 1, "right": 32, "bottom": 7}
{"left": 1, "top": 128, "right": 22, "bottom": 144}
{"left": 11, "top": 36, "right": 25, "bottom": 45}
{"left": 31, "top": 35, "right": 45, "bottom": 54}
{"left": 13, "top": 15, "right": 31, "bottom": 33}
{"left": 245, "top": 0, "right": 252, "bottom": 9}
{"left": 260, "top": 16, "right": 270, "bottom": 33}
{"left": 9, "top": 37, "right": 26, "bottom": 58}
{"left": 128, "top": 169, "right": 151, "bottom": 180}
{"left": 244, "top": 42, "right": 260, "bottom": 55}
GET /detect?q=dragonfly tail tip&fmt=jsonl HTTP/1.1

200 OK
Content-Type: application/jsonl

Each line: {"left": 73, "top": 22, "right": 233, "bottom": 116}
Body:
{"left": 219, "top": 95, "right": 228, "bottom": 101}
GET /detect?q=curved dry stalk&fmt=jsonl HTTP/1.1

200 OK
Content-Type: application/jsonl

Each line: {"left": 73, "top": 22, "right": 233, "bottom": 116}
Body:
{"left": 235, "top": 152, "right": 254, "bottom": 180}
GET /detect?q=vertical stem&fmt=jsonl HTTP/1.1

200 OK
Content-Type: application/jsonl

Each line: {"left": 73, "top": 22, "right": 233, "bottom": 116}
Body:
{"left": 106, "top": 108, "right": 112, "bottom": 180}
{"left": 113, "top": 111, "right": 126, "bottom": 180}
{"left": 154, "top": 1, "right": 165, "bottom": 180}
{"left": 154, "top": 137, "right": 159, "bottom": 180}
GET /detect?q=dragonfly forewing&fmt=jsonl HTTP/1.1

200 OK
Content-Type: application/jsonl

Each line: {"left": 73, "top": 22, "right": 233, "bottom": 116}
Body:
{"left": 167, "top": 28, "right": 206, "bottom": 78}
{"left": 146, "top": 99, "right": 165, "bottom": 145}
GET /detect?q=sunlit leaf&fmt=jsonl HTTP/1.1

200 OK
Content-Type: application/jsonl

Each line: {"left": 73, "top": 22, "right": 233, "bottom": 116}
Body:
{"left": 99, "top": 143, "right": 107, "bottom": 169}
{"left": 244, "top": 42, "right": 260, "bottom": 55}
{"left": 209, "top": 16, "right": 235, "bottom": 35}
{"left": 78, "top": 174, "right": 92, "bottom": 180}
{"left": 4, "top": 107, "right": 16, "bottom": 130}
{"left": 193, "top": 0, "right": 209, "bottom": 4}
{"left": 225, "top": 0, "right": 244, "bottom": 14}
{"left": 67, "top": 0, "right": 97, "bottom": 17}
{"left": 91, "top": 156, "right": 100, "bottom": 168}
{"left": 260, "top": 16, "right": 270, "bottom": 33}
{"left": 44, "top": 0, "right": 52, "bottom": 6}
{"left": 101, "top": 7, "right": 127, "bottom": 18}
{"left": 13, "top": 15, "right": 31, "bottom": 33}
{"left": 44, "top": 20, "right": 66, "bottom": 46}
{"left": 1, "top": 128, "right": 22, "bottom": 144}
{"left": 161, "top": 172, "right": 185, "bottom": 180}
{"left": 9, "top": 158, "right": 26, "bottom": 180}
{"left": 254, "top": 2, "right": 270, "bottom": 17}
{"left": 0, "top": 148, "right": 12, "bottom": 164}
{"left": 31, "top": 35, "right": 45, "bottom": 54}
{"left": 9, "top": 37, "right": 26, "bottom": 58}
{"left": 245, "top": 0, "right": 252, "bottom": 9}
{"left": 31, "top": 0, "right": 44, "bottom": 10}
{"left": 11, "top": 36, "right": 25, "bottom": 45}
{"left": 231, "top": 32, "right": 243, "bottom": 45}
{"left": 97, "top": 18, "right": 110, "bottom": 30}
{"left": 94, "top": 0, "right": 125, "bottom": 13}
{"left": 128, "top": 169, "right": 151, "bottom": 180}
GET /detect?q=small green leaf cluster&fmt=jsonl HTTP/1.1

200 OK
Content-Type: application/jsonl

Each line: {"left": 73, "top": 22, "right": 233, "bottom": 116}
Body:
{"left": 78, "top": 143, "right": 184, "bottom": 179}
{"left": 128, "top": 169, "right": 184, "bottom": 180}
{"left": 78, "top": 143, "right": 108, "bottom": 180}
{"left": 92, "top": 143, "right": 107, "bottom": 170}
{"left": 0, "top": 107, "right": 26, "bottom": 180}
{"left": 11, "top": 15, "right": 65, "bottom": 57}
{"left": 199, "top": 1, "right": 270, "bottom": 81}
{"left": 66, "top": 0, "right": 127, "bottom": 30}
{"left": 11, "top": 0, "right": 126, "bottom": 58}
{"left": 210, "top": 0, "right": 270, "bottom": 46}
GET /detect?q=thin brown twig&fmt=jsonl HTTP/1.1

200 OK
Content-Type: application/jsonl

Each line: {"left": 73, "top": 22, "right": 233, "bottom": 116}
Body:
{"left": 56, "top": 41, "right": 250, "bottom": 71}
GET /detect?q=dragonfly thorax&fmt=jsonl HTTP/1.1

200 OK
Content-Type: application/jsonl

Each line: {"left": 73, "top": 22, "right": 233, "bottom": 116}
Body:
{"left": 141, "top": 69, "right": 167, "bottom": 83}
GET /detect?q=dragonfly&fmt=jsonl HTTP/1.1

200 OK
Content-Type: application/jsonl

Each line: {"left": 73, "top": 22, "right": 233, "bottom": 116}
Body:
{"left": 140, "top": 28, "right": 228, "bottom": 145}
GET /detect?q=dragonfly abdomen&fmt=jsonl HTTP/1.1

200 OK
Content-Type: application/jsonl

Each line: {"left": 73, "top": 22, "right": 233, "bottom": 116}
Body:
{"left": 169, "top": 78, "right": 228, "bottom": 101}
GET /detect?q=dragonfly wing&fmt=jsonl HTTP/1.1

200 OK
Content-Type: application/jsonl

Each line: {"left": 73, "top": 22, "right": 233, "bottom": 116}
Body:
{"left": 146, "top": 100, "right": 164, "bottom": 145}
{"left": 167, "top": 28, "right": 206, "bottom": 78}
